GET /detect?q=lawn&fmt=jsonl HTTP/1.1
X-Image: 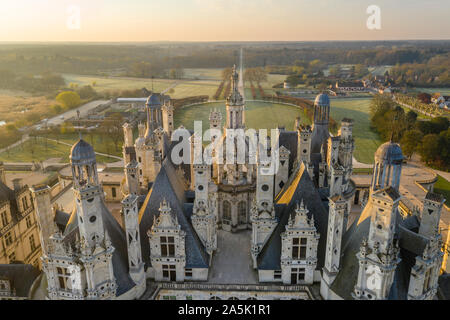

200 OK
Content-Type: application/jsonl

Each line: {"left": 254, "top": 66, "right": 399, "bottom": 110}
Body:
{"left": 42, "top": 132, "right": 123, "bottom": 158}
{"left": 434, "top": 174, "right": 450, "bottom": 203}
{"left": 170, "top": 80, "right": 220, "bottom": 99}
{"left": 174, "top": 101, "right": 310, "bottom": 134}
{"left": 0, "top": 136, "right": 117, "bottom": 164}
{"left": 63, "top": 74, "right": 175, "bottom": 93}
{"left": 329, "top": 97, "right": 381, "bottom": 164}
{"left": 183, "top": 68, "right": 223, "bottom": 80}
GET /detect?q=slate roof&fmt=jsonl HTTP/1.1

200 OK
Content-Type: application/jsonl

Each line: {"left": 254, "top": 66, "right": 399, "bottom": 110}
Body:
{"left": 70, "top": 139, "right": 96, "bottom": 163}
{"left": 438, "top": 274, "right": 450, "bottom": 300}
{"left": 330, "top": 195, "right": 430, "bottom": 300}
{"left": 278, "top": 130, "right": 298, "bottom": 175}
{"left": 0, "top": 264, "right": 40, "bottom": 298}
{"left": 60, "top": 200, "right": 135, "bottom": 297}
{"left": 138, "top": 158, "right": 209, "bottom": 269}
{"left": 257, "top": 163, "right": 329, "bottom": 270}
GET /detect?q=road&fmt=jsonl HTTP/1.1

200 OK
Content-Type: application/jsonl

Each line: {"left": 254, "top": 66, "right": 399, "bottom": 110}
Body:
{"left": 36, "top": 99, "right": 110, "bottom": 128}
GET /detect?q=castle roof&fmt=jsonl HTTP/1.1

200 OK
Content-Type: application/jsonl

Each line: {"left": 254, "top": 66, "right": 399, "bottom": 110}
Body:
{"left": 330, "top": 194, "right": 429, "bottom": 300}
{"left": 70, "top": 139, "right": 96, "bottom": 164}
{"left": 314, "top": 93, "right": 330, "bottom": 106}
{"left": 375, "top": 141, "right": 403, "bottom": 164}
{"left": 146, "top": 94, "right": 161, "bottom": 108}
{"left": 257, "top": 163, "right": 329, "bottom": 270}
{"left": 58, "top": 199, "right": 135, "bottom": 297}
{"left": 138, "top": 158, "right": 209, "bottom": 269}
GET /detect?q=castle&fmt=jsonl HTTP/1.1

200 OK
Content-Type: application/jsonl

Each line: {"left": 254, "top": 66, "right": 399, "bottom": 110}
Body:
{"left": 28, "top": 66, "right": 445, "bottom": 300}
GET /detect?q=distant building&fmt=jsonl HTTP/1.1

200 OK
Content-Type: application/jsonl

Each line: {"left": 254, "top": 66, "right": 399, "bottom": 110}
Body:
{"left": 0, "top": 163, "right": 41, "bottom": 269}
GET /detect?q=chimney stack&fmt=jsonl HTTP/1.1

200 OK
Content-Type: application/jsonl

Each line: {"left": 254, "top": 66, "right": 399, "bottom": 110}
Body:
{"left": 12, "top": 178, "right": 23, "bottom": 191}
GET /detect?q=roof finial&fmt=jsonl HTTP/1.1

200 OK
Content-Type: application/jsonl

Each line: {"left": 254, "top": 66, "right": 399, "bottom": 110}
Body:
{"left": 77, "top": 110, "right": 82, "bottom": 140}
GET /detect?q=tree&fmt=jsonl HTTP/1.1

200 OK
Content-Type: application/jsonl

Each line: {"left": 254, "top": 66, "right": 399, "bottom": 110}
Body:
{"left": 417, "top": 134, "right": 442, "bottom": 164}
{"left": 102, "top": 113, "right": 124, "bottom": 152}
{"left": 400, "top": 130, "right": 423, "bottom": 159}
{"left": 56, "top": 91, "right": 81, "bottom": 110}
{"left": 77, "top": 85, "right": 97, "bottom": 99}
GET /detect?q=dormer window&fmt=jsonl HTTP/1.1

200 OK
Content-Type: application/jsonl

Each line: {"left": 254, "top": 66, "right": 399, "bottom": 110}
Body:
{"left": 292, "top": 238, "right": 307, "bottom": 259}
{"left": 161, "top": 236, "right": 175, "bottom": 257}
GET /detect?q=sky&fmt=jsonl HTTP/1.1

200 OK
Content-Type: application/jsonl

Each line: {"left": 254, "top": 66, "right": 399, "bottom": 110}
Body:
{"left": 0, "top": 0, "right": 449, "bottom": 42}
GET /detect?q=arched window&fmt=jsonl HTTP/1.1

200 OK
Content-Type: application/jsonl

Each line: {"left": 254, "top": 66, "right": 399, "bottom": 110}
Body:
{"left": 210, "top": 296, "right": 221, "bottom": 300}
{"left": 238, "top": 201, "right": 247, "bottom": 224}
{"left": 223, "top": 201, "right": 231, "bottom": 222}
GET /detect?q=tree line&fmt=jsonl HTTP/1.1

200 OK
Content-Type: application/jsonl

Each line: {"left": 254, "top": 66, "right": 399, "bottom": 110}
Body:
{"left": 370, "top": 94, "right": 449, "bottom": 170}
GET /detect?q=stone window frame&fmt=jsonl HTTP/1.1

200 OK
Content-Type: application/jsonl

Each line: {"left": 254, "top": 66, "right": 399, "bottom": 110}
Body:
{"left": 223, "top": 201, "right": 231, "bottom": 223}
{"left": 4, "top": 231, "right": 13, "bottom": 247}
{"left": 162, "top": 264, "right": 176, "bottom": 281}
{"left": 25, "top": 215, "right": 32, "bottom": 229}
{"left": 160, "top": 236, "right": 175, "bottom": 257}
{"left": 29, "top": 234, "right": 36, "bottom": 252}
{"left": 1, "top": 210, "right": 8, "bottom": 227}
{"left": 56, "top": 267, "right": 70, "bottom": 290}
{"left": 185, "top": 268, "right": 193, "bottom": 279}
{"left": 8, "top": 252, "right": 16, "bottom": 263}
{"left": 238, "top": 201, "right": 247, "bottom": 224}
{"left": 274, "top": 270, "right": 282, "bottom": 280}
{"left": 291, "top": 267, "right": 306, "bottom": 284}
{"left": 292, "top": 237, "right": 307, "bottom": 259}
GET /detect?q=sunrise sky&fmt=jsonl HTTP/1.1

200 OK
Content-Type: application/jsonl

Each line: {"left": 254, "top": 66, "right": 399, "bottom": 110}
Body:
{"left": 1, "top": 0, "right": 449, "bottom": 42}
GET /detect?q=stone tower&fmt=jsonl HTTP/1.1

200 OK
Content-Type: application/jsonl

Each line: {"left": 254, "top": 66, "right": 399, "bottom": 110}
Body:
{"left": 251, "top": 158, "right": 277, "bottom": 267}
{"left": 298, "top": 125, "right": 312, "bottom": 165}
{"left": 135, "top": 94, "right": 164, "bottom": 188}
{"left": 371, "top": 141, "right": 403, "bottom": 192}
{"left": 321, "top": 195, "right": 348, "bottom": 299}
{"left": 121, "top": 194, "right": 145, "bottom": 294}
{"left": 353, "top": 187, "right": 402, "bottom": 300}
{"left": 30, "top": 184, "right": 54, "bottom": 256}
{"left": 191, "top": 164, "right": 217, "bottom": 257}
{"left": 419, "top": 192, "right": 445, "bottom": 239}
{"left": 162, "top": 102, "right": 174, "bottom": 137}
{"left": 225, "top": 65, "right": 245, "bottom": 130}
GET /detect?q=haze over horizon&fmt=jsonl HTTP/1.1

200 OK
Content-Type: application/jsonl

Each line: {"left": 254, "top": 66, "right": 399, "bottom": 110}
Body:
{"left": 1, "top": 0, "right": 449, "bottom": 42}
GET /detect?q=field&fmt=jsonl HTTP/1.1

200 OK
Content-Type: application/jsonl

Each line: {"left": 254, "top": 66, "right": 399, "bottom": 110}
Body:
{"left": 435, "top": 175, "right": 450, "bottom": 202}
{"left": 174, "top": 101, "right": 310, "bottom": 133}
{"left": 0, "top": 90, "right": 56, "bottom": 125}
{"left": 0, "top": 136, "right": 117, "bottom": 164}
{"left": 329, "top": 97, "right": 381, "bottom": 164}
{"left": 410, "top": 88, "right": 450, "bottom": 96}
{"left": 184, "top": 68, "right": 222, "bottom": 80}
{"left": 174, "top": 97, "right": 380, "bottom": 164}
{"left": 63, "top": 74, "right": 176, "bottom": 93}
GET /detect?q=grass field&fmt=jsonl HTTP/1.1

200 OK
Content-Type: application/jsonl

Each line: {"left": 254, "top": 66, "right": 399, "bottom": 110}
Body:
{"left": 183, "top": 68, "right": 222, "bottom": 80}
{"left": 435, "top": 175, "right": 450, "bottom": 203}
{"left": 43, "top": 132, "right": 123, "bottom": 158}
{"left": 411, "top": 88, "right": 450, "bottom": 96}
{"left": 0, "top": 136, "right": 117, "bottom": 164}
{"left": 174, "top": 101, "right": 310, "bottom": 133}
{"left": 63, "top": 74, "right": 176, "bottom": 93}
{"left": 330, "top": 97, "right": 381, "bottom": 164}
{"left": 170, "top": 80, "right": 220, "bottom": 99}
{"left": 0, "top": 91, "right": 56, "bottom": 125}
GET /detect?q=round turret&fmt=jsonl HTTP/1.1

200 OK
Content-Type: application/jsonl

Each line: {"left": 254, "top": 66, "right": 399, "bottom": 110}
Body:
{"left": 70, "top": 139, "right": 96, "bottom": 165}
